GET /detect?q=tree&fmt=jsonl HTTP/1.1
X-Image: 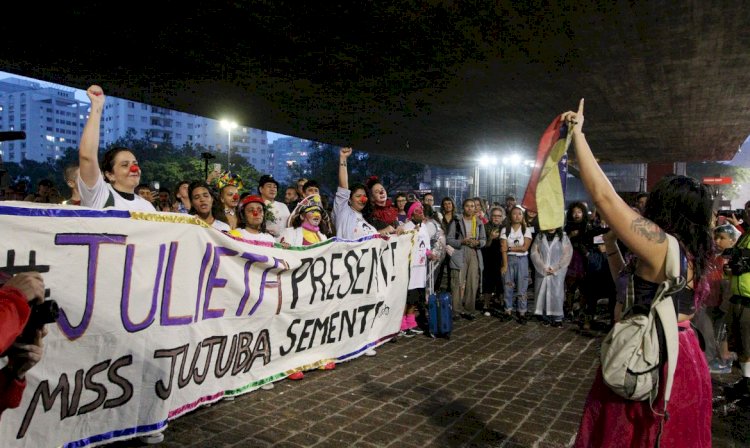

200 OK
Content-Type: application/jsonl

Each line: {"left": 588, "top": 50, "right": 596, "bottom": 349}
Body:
{"left": 292, "top": 141, "right": 425, "bottom": 197}
{"left": 686, "top": 162, "right": 750, "bottom": 201}
{"left": 3, "top": 136, "right": 262, "bottom": 198}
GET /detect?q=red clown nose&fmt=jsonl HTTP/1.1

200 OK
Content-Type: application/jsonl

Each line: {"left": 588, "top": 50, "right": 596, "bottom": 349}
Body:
{"left": 359, "top": 196, "right": 368, "bottom": 204}
{"left": 129, "top": 165, "right": 140, "bottom": 173}
{"left": 251, "top": 210, "right": 260, "bottom": 217}
{"left": 233, "top": 193, "right": 240, "bottom": 201}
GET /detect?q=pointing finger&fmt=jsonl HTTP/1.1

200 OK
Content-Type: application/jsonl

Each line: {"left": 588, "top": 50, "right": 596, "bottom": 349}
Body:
{"left": 577, "top": 98, "right": 584, "bottom": 115}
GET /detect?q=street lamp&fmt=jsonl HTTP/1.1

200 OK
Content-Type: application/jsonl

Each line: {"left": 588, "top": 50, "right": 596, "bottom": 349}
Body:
{"left": 220, "top": 120, "right": 237, "bottom": 169}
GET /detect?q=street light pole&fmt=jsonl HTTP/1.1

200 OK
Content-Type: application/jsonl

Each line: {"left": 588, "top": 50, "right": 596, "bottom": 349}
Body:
{"left": 220, "top": 120, "right": 238, "bottom": 170}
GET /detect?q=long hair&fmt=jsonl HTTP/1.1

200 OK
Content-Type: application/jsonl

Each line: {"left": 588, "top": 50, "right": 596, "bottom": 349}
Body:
{"left": 565, "top": 201, "right": 589, "bottom": 224}
{"left": 504, "top": 205, "right": 527, "bottom": 236}
{"left": 643, "top": 175, "right": 714, "bottom": 283}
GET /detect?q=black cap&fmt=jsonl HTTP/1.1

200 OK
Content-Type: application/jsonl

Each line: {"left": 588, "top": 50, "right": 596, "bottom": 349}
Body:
{"left": 258, "top": 174, "right": 278, "bottom": 190}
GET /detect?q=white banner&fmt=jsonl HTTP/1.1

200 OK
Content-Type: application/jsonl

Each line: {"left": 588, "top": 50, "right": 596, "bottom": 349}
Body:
{"left": 0, "top": 203, "right": 411, "bottom": 447}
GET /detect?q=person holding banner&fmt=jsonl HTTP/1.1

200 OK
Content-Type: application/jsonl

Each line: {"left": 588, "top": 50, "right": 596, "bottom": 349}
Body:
{"left": 564, "top": 100, "right": 713, "bottom": 447}
{"left": 336, "top": 147, "right": 379, "bottom": 241}
{"left": 0, "top": 272, "right": 47, "bottom": 420}
{"left": 281, "top": 195, "right": 329, "bottom": 247}
{"left": 215, "top": 172, "right": 243, "bottom": 229}
{"left": 336, "top": 147, "right": 380, "bottom": 356}
{"left": 188, "top": 181, "right": 231, "bottom": 232}
{"left": 400, "top": 201, "right": 431, "bottom": 337}
{"left": 231, "top": 195, "right": 275, "bottom": 244}
{"left": 77, "top": 85, "right": 156, "bottom": 212}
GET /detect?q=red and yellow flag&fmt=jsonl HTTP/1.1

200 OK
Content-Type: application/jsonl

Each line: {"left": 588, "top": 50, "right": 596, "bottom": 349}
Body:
{"left": 521, "top": 116, "right": 572, "bottom": 231}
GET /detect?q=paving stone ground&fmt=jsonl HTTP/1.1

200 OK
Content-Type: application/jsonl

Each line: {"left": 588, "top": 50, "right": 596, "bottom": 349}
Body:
{"left": 109, "top": 315, "right": 748, "bottom": 448}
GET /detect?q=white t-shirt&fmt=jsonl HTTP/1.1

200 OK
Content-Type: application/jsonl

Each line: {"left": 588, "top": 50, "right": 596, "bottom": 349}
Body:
{"left": 501, "top": 225, "right": 533, "bottom": 256}
{"left": 265, "top": 200, "right": 290, "bottom": 239}
{"left": 78, "top": 174, "right": 156, "bottom": 212}
{"left": 334, "top": 187, "right": 377, "bottom": 240}
{"left": 233, "top": 228, "right": 276, "bottom": 245}
{"left": 403, "top": 221, "right": 430, "bottom": 290}
{"left": 210, "top": 219, "right": 231, "bottom": 232}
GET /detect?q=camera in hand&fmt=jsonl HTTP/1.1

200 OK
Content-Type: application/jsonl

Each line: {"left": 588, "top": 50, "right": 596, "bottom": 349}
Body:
{"left": 717, "top": 209, "right": 744, "bottom": 219}
{"left": 724, "top": 247, "right": 750, "bottom": 275}
{"left": 18, "top": 299, "right": 59, "bottom": 343}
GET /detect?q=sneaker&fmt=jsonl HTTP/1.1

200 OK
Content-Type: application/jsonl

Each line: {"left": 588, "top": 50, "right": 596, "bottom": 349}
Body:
{"left": 483, "top": 311, "right": 491, "bottom": 317}
{"left": 319, "top": 362, "right": 336, "bottom": 370}
{"left": 403, "top": 329, "right": 416, "bottom": 338}
{"left": 409, "top": 327, "right": 424, "bottom": 335}
{"left": 365, "top": 349, "right": 377, "bottom": 357}
{"left": 551, "top": 321, "right": 563, "bottom": 328}
{"left": 139, "top": 432, "right": 165, "bottom": 444}
{"left": 461, "top": 313, "right": 476, "bottom": 321}
{"left": 518, "top": 314, "right": 527, "bottom": 325}
{"left": 261, "top": 382, "right": 275, "bottom": 390}
{"left": 709, "top": 358, "right": 732, "bottom": 374}
{"left": 288, "top": 371, "right": 304, "bottom": 380}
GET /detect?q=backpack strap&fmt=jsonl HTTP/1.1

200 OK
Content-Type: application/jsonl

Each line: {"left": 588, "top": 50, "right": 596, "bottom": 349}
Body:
{"left": 651, "top": 234, "right": 684, "bottom": 412}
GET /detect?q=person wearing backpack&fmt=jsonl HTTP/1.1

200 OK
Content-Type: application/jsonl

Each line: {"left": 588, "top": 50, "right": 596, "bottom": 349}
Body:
{"left": 563, "top": 101, "right": 714, "bottom": 448}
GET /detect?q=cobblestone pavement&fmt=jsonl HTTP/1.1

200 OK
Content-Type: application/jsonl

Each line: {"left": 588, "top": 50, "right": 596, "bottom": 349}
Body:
{"left": 110, "top": 315, "right": 747, "bottom": 448}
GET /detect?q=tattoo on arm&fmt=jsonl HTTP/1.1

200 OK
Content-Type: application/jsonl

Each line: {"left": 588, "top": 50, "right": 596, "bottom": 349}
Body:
{"left": 630, "top": 217, "right": 666, "bottom": 243}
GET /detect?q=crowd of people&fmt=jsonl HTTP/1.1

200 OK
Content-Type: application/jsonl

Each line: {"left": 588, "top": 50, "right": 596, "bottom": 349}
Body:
{"left": 2, "top": 89, "right": 750, "bottom": 447}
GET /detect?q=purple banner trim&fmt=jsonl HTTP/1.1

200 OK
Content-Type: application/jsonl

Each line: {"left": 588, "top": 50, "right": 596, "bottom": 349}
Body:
{"left": 337, "top": 333, "right": 398, "bottom": 361}
{"left": 0, "top": 204, "right": 131, "bottom": 219}
{"left": 62, "top": 420, "right": 167, "bottom": 448}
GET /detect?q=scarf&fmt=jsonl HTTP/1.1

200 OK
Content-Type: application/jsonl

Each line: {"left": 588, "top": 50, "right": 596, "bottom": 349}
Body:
{"left": 371, "top": 200, "right": 399, "bottom": 226}
{"left": 301, "top": 221, "right": 320, "bottom": 233}
{"left": 464, "top": 215, "right": 477, "bottom": 238}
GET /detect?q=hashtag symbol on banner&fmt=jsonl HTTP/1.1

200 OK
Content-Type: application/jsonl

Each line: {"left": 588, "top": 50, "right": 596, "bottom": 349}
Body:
{"left": 0, "top": 250, "right": 51, "bottom": 298}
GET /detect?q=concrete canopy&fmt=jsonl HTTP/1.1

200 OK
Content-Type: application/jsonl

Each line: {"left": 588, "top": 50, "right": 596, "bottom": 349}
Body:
{"left": 2, "top": 2, "right": 748, "bottom": 167}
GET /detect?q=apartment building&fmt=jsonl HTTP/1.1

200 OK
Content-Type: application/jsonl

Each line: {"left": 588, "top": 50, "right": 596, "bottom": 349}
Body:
{"left": 0, "top": 77, "right": 272, "bottom": 173}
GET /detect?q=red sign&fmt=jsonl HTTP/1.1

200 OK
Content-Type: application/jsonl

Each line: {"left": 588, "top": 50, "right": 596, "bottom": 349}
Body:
{"left": 702, "top": 177, "right": 733, "bottom": 185}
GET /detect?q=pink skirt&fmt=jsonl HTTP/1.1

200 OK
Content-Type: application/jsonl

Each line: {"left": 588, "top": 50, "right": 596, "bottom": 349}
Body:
{"left": 574, "top": 324, "right": 711, "bottom": 448}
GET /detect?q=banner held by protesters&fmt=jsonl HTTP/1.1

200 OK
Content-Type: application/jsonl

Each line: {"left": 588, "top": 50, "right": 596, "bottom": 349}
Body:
{"left": 0, "top": 202, "right": 411, "bottom": 448}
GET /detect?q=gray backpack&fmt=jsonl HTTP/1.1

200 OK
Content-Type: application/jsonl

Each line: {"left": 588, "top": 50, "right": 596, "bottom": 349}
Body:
{"left": 600, "top": 234, "right": 684, "bottom": 412}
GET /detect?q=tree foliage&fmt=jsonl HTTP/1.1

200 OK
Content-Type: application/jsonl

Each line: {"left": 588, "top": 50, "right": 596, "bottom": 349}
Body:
{"left": 686, "top": 162, "right": 750, "bottom": 200}
{"left": 291, "top": 142, "right": 425, "bottom": 197}
{"left": 2, "top": 134, "right": 262, "bottom": 197}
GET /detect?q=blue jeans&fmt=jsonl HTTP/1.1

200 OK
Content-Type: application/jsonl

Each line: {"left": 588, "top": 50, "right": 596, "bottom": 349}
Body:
{"left": 504, "top": 255, "right": 529, "bottom": 314}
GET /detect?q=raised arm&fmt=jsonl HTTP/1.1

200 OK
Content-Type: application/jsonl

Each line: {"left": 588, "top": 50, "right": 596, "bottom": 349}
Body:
{"left": 562, "top": 100, "right": 667, "bottom": 275}
{"left": 79, "top": 85, "right": 105, "bottom": 188}
{"left": 338, "top": 147, "right": 352, "bottom": 189}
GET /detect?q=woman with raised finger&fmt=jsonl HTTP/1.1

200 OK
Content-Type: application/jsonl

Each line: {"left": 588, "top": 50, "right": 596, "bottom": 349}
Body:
{"left": 567, "top": 100, "right": 713, "bottom": 447}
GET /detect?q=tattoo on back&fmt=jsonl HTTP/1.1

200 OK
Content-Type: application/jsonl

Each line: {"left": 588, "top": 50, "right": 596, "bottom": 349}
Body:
{"left": 630, "top": 217, "right": 666, "bottom": 243}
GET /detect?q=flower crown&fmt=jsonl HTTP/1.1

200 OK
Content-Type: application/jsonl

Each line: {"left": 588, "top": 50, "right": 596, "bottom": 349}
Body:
{"left": 216, "top": 171, "right": 244, "bottom": 190}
